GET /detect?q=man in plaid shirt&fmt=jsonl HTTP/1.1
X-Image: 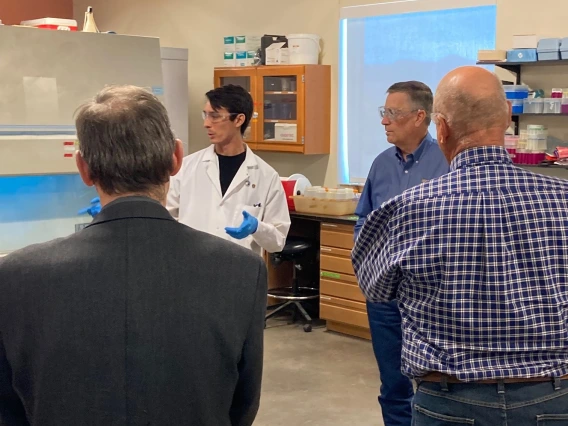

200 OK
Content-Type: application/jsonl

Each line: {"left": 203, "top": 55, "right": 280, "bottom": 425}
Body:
{"left": 352, "top": 66, "right": 568, "bottom": 425}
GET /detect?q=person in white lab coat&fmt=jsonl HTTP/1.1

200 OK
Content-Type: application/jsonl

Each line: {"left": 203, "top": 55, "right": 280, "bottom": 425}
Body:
{"left": 167, "top": 84, "right": 291, "bottom": 256}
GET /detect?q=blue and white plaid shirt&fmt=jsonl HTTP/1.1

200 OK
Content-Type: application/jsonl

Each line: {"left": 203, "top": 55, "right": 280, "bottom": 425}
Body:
{"left": 352, "top": 146, "right": 568, "bottom": 381}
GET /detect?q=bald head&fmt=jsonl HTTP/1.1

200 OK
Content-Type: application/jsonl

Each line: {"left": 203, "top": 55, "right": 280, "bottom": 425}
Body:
{"left": 434, "top": 66, "right": 510, "bottom": 143}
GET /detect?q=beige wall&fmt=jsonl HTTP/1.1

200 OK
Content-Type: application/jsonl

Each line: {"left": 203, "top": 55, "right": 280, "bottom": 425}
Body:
{"left": 73, "top": 0, "right": 340, "bottom": 186}
{"left": 73, "top": 0, "right": 568, "bottom": 185}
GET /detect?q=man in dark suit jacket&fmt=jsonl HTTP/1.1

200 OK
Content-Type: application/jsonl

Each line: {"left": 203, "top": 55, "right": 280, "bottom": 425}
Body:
{"left": 0, "top": 85, "right": 267, "bottom": 426}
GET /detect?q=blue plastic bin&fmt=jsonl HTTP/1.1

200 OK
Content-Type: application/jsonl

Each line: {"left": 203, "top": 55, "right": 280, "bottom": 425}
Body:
{"left": 537, "top": 38, "right": 561, "bottom": 61}
{"left": 507, "top": 49, "right": 537, "bottom": 62}
{"left": 504, "top": 85, "right": 529, "bottom": 100}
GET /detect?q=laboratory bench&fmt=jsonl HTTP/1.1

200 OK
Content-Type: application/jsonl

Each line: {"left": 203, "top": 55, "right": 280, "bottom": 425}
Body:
{"left": 265, "top": 211, "right": 371, "bottom": 340}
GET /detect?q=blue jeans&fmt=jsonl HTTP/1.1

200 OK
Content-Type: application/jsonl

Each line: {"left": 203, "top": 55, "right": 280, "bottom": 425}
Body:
{"left": 413, "top": 379, "right": 568, "bottom": 425}
{"left": 367, "top": 300, "right": 414, "bottom": 426}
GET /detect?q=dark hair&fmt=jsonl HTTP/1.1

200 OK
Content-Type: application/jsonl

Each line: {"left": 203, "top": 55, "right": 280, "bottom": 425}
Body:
{"left": 75, "top": 85, "right": 176, "bottom": 196}
{"left": 387, "top": 81, "right": 433, "bottom": 125}
{"left": 205, "top": 84, "right": 254, "bottom": 136}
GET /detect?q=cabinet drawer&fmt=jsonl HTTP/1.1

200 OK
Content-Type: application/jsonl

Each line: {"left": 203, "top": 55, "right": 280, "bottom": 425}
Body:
{"left": 321, "top": 278, "right": 365, "bottom": 303}
{"left": 320, "top": 270, "right": 358, "bottom": 284}
{"left": 320, "top": 246, "right": 351, "bottom": 258}
{"left": 321, "top": 222, "right": 355, "bottom": 234}
{"left": 320, "top": 298, "right": 369, "bottom": 329}
{"left": 321, "top": 229, "right": 354, "bottom": 250}
{"left": 321, "top": 254, "right": 355, "bottom": 275}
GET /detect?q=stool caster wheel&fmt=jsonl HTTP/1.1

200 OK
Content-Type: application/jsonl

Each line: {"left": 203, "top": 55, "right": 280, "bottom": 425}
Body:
{"left": 264, "top": 321, "right": 267, "bottom": 329}
{"left": 303, "top": 324, "right": 312, "bottom": 333}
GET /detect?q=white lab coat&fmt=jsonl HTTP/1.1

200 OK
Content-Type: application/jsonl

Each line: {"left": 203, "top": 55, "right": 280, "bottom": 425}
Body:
{"left": 167, "top": 145, "right": 291, "bottom": 256}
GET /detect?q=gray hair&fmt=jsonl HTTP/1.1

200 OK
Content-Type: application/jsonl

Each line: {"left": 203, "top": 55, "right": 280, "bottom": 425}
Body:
{"left": 75, "top": 85, "right": 176, "bottom": 195}
{"left": 387, "top": 81, "right": 433, "bottom": 125}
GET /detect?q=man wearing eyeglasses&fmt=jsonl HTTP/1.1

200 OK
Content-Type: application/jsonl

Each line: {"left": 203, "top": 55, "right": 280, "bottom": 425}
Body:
{"left": 354, "top": 81, "right": 448, "bottom": 426}
{"left": 167, "top": 84, "right": 290, "bottom": 256}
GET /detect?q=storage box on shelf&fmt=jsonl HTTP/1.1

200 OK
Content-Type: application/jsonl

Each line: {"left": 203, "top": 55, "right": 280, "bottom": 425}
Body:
{"left": 319, "top": 222, "right": 370, "bottom": 340}
{"left": 478, "top": 59, "right": 568, "bottom": 135}
{"left": 214, "top": 65, "right": 331, "bottom": 154}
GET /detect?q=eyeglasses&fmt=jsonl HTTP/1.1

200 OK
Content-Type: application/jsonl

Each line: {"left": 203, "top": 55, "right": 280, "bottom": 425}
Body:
{"left": 379, "top": 106, "right": 422, "bottom": 121}
{"left": 201, "top": 111, "right": 239, "bottom": 123}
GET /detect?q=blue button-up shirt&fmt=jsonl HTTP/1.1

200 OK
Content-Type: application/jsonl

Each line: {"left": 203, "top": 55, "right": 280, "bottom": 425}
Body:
{"left": 354, "top": 133, "right": 449, "bottom": 238}
{"left": 352, "top": 145, "right": 568, "bottom": 381}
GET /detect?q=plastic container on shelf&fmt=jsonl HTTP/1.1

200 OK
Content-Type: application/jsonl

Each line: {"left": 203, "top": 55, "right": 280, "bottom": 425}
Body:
{"left": 524, "top": 98, "right": 544, "bottom": 114}
{"left": 526, "top": 124, "right": 548, "bottom": 153}
{"left": 287, "top": 34, "right": 321, "bottom": 65}
{"left": 511, "top": 99, "right": 524, "bottom": 114}
{"left": 543, "top": 98, "right": 562, "bottom": 114}
{"left": 518, "top": 130, "right": 528, "bottom": 150}
{"left": 562, "top": 98, "right": 568, "bottom": 115}
{"left": 562, "top": 37, "right": 568, "bottom": 60}
{"left": 537, "top": 38, "right": 561, "bottom": 61}
{"left": 292, "top": 195, "right": 357, "bottom": 216}
{"left": 551, "top": 88, "right": 563, "bottom": 99}
{"left": 504, "top": 85, "right": 529, "bottom": 99}
{"left": 504, "top": 135, "right": 519, "bottom": 163}
{"left": 507, "top": 49, "right": 537, "bottom": 62}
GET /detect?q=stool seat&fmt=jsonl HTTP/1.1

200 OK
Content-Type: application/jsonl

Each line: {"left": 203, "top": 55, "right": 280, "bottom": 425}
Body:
{"left": 278, "top": 237, "right": 312, "bottom": 258}
{"left": 266, "top": 237, "right": 317, "bottom": 332}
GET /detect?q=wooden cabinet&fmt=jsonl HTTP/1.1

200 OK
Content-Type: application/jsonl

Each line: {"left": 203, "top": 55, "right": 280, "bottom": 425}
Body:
{"left": 214, "top": 65, "right": 330, "bottom": 154}
{"left": 319, "top": 222, "right": 371, "bottom": 340}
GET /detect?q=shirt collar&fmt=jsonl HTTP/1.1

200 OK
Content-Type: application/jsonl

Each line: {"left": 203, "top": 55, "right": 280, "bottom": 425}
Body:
{"left": 86, "top": 196, "right": 174, "bottom": 229}
{"left": 395, "top": 133, "right": 433, "bottom": 162}
{"left": 203, "top": 143, "right": 258, "bottom": 167}
{"left": 450, "top": 145, "right": 513, "bottom": 171}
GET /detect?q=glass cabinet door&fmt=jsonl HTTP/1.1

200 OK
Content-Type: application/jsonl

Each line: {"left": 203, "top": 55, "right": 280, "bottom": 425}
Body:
{"left": 262, "top": 75, "right": 299, "bottom": 143}
{"left": 219, "top": 76, "right": 251, "bottom": 92}
{"left": 214, "top": 70, "right": 258, "bottom": 144}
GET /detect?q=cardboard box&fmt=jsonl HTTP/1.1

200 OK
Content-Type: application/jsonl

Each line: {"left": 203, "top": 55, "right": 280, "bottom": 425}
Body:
{"left": 279, "top": 48, "right": 290, "bottom": 64}
{"left": 224, "top": 36, "right": 236, "bottom": 52}
{"left": 235, "top": 35, "right": 261, "bottom": 52}
{"left": 266, "top": 42, "right": 289, "bottom": 65}
{"left": 223, "top": 52, "right": 235, "bottom": 67}
{"left": 235, "top": 51, "right": 248, "bottom": 67}
{"left": 275, "top": 123, "right": 297, "bottom": 141}
{"left": 247, "top": 50, "right": 257, "bottom": 65}
{"left": 513, "top": 34, "right": 538, "bottom": 49}
{"left": 477, "top": 50, "right": 506, "bottom": 62}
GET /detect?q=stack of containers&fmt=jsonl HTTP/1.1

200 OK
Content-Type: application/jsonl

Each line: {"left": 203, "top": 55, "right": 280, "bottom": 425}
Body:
{"left": 562, "top": 88, "right": 568, "bottom": 114}
{"left": 223, "top": 35, "right": 261, "bottom": 66}
{"left": 504, "top": 85, "right": 529, "bottom": 114}
{"left": 504, "top": 135, "right": 519, "bottom": 162}
{"left": 544, "top": 88, "right": 563, "bottom": 114}
{"left": 517, "top": 125, "right": 547, "bottom": 164}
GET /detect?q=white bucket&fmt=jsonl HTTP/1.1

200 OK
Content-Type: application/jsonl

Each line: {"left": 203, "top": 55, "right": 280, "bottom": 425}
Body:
{"left": 287, "top": 34, "right": 321, "bottom": 65}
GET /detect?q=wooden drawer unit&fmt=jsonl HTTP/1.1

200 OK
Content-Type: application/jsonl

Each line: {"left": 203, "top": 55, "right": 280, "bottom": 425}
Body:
{"left": 320, "top": 296, "right": 369, "bottom": 329}
{"left": 321, "top": 223, "right": 356, "bottom": 250}
{"left": 320, "top": 252, "right": 355, "bottom": 275}
{"left": 319, "top": 221, "right": 370, "bottom": 339}
{"left": 320, "top": 276, "right": 365, "bottom": 303}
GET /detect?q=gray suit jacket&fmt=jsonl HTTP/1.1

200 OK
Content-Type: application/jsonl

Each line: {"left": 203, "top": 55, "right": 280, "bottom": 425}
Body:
{"left": 0, "top": 196, "right": 267, "bottom": 426}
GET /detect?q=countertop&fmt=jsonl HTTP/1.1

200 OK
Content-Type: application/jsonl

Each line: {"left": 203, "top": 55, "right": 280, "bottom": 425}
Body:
{"left": 290, "top": 211, "right": 358, "bottom": 225}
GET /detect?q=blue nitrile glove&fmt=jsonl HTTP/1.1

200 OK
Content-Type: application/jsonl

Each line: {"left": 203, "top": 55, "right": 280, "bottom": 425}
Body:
{"left": 225, "top": 211, "right": 258, "bottom": 240}
{"left": 78, "top": 196, "right": 102, "bottom": 218}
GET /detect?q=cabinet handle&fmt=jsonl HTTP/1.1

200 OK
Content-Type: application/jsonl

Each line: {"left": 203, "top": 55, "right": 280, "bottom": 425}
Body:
{"left": 320, "top": 247, "right": 333, "bottom": 252}
{"left": 322, "top": 223, "right": 338, "bottom": 228}
{"left": 320, "top": 296, "right": 333, "bottom": 301}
